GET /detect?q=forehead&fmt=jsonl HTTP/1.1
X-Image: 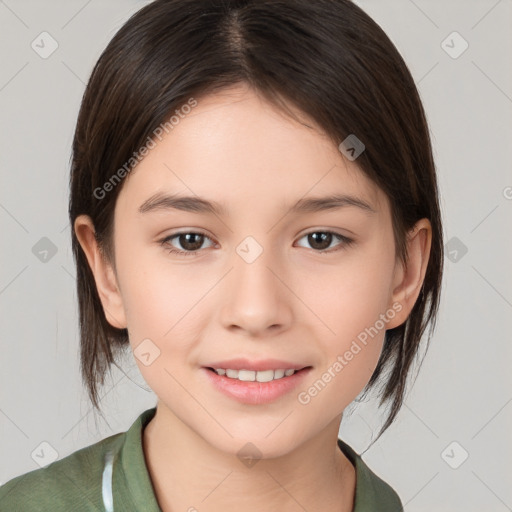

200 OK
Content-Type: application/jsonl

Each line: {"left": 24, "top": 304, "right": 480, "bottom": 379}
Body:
{"left": 116, "top": 84, "right": 386, "bottom": 216}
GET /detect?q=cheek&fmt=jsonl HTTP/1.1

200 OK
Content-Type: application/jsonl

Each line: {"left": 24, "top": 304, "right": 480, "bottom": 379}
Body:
{"left": 297, "top": 267, "right": 389, "bottom": 416}
{"left": 118, "top": 235, "right": 202, "bottom": 324}
{"left": 297, "top": 333, "right": 385, "bottom": 425}
{"left": 303, "top": 245, "right": 396, "bottom": 340}
{"left": 119, "top": 258, "right": 208, "bottom": 397}
{"left": 297, "top": 244, "right": 395, "bottom": 402}
{"left": 118, "top": 250, "right": 222, "bottom": 393}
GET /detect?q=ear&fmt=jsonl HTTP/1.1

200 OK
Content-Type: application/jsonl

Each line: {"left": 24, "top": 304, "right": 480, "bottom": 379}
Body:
{"left": 73, "top": 214, "right": 127, "bottom": 329}
{"left": 386, "top": 218, "right": 432, "bottom": 329}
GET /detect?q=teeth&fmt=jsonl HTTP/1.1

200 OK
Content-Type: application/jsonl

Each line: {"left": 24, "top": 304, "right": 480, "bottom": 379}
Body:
{"left": 214, "top": 368, "right": 298, "bottom": 381}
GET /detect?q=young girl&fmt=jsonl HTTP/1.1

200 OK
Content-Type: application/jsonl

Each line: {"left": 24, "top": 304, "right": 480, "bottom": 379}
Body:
{"left": 0, "top": 0, "right": 443, "bottom": 510}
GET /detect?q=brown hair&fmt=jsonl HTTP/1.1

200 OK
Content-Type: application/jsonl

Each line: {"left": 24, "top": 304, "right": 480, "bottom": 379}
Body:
{"left": 69, "top": 0, "right": 443, "bottom": 438}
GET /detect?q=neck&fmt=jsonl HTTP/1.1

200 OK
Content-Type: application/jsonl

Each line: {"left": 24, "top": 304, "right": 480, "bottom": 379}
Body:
{"left": 142, "top": 404, "right": 356, "bottom": 512}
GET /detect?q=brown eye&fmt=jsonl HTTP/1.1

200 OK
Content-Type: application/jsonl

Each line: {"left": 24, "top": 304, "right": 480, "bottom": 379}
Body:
{"left": 296, "top": 230, "right": 354, "bottom": 252}
{"left": 176, "top": 233, "right": 205, "bottom": 251}
{"left": 307, "top": 232, "right": 333, "bottom": 250}
{"left": 160, "top": 231, "right": 214, "bottom": 256}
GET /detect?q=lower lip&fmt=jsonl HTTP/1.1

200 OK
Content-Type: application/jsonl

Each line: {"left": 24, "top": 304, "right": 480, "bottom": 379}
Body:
{"left": 201, "top": 367, "right": 312, "bottom": 405}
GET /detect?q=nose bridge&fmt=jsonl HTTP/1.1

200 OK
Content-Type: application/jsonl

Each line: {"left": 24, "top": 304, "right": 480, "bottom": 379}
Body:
{"left": 220, "top": 235, "right": 291, "bottom": 333}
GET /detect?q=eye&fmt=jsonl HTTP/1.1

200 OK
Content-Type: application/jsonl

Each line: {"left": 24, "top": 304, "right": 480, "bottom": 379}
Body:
{"left": 295, "top": 230, "right": 354, "bottom": 253}
{"left": 159, "top": 229, "right": 354, "bottom": 257}
{"left": 160, "top": 231, "right": 215, "bottom": 257}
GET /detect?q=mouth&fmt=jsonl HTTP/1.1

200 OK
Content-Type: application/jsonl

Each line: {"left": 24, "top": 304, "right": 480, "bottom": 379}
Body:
{"left": 201, "top": 365, "right": 313, "bottom": 405}
{"left": 204, "top": 366, "right": 311, "bottom": 382}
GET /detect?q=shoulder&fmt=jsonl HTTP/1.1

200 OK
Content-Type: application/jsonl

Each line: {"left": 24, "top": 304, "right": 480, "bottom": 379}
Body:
{"left": 0, "top": 430, "right": 125, "bottom": 511}
{"left": 337, "top": 438, "right": 403, "bottom": 511}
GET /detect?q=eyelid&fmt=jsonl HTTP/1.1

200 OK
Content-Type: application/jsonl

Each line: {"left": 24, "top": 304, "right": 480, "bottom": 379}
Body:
{"left": 296, "top": 227, "right": 353, "bottom": 241}
{"left": 295, "top": 229, "right": 354, "bottom": 252}
{"left": 159, "top": 229, "right": 216, "bottom": 256}
{"left": 159, "top": 228, "right": 354, "bottom": 256}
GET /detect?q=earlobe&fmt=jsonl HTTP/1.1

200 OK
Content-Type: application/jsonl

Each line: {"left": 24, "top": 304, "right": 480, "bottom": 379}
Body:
{"left": 73, "top": 215, "right": 127, "bottom": 329}
{"left": 386, "top": 218, "right": 432, "bottom": 329}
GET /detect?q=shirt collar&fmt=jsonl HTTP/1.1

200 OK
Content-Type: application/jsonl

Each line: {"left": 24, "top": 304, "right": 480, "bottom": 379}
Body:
{"left": 115, "top": 407, "right": 399, "bottom": 512}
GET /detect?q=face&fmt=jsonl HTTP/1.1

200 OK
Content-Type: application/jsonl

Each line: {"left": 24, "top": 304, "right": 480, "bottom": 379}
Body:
{"left": 79, "top": 83, "right": 421, "bottom": 458}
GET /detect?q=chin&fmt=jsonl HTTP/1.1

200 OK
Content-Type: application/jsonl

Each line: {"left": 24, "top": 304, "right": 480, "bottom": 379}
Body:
{"left": 203, "top": 426, "right": 306, "bottom": 462}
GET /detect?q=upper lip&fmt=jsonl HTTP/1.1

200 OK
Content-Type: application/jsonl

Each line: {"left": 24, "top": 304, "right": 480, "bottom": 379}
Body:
{"left": 203, "top": 358, "right": 310, "bottom": 372}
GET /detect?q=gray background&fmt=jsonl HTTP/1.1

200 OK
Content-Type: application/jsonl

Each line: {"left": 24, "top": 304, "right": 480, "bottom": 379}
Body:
{"left": 1, "top": 1, "right": 511, "bottom": 510}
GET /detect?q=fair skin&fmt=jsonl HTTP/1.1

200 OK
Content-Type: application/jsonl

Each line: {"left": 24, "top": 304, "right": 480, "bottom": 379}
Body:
{"left": 75, "top": 83, "right": 431, "bottom": 512}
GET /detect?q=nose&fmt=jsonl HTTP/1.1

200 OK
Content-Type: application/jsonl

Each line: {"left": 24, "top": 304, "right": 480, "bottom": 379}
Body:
{"left": 219, "top": 244, "right": 293, "bottom": 336}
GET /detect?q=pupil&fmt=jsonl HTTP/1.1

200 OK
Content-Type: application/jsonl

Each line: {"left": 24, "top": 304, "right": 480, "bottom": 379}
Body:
{"left": 181, "top": 233, "right": 203, "bottom": 250}
{"left": 309, "top": 232, "right": 331, "bottom": 250}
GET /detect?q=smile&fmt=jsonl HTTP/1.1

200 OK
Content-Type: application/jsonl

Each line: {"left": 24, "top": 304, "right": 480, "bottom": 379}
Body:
{"left": 209, "top": 368, "right": 297, "bottom": 382}
{"left": 202, "top": 366, "right": 312, "bottom": 404}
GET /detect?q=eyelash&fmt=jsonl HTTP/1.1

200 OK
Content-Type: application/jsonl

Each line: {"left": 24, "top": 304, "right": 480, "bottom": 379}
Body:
{"left": 159, "top": 230, "right": 354, "bottom": 257}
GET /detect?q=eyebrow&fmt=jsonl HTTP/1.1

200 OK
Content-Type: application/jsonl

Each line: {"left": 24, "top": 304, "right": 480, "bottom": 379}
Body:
{"left": 137, "top": 192, "right": 376, "bottom": 216}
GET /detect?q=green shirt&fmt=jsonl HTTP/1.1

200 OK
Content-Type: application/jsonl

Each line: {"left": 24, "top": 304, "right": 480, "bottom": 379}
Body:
{"left": 0, "top": 407, "right": 402, "bottom": 511}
